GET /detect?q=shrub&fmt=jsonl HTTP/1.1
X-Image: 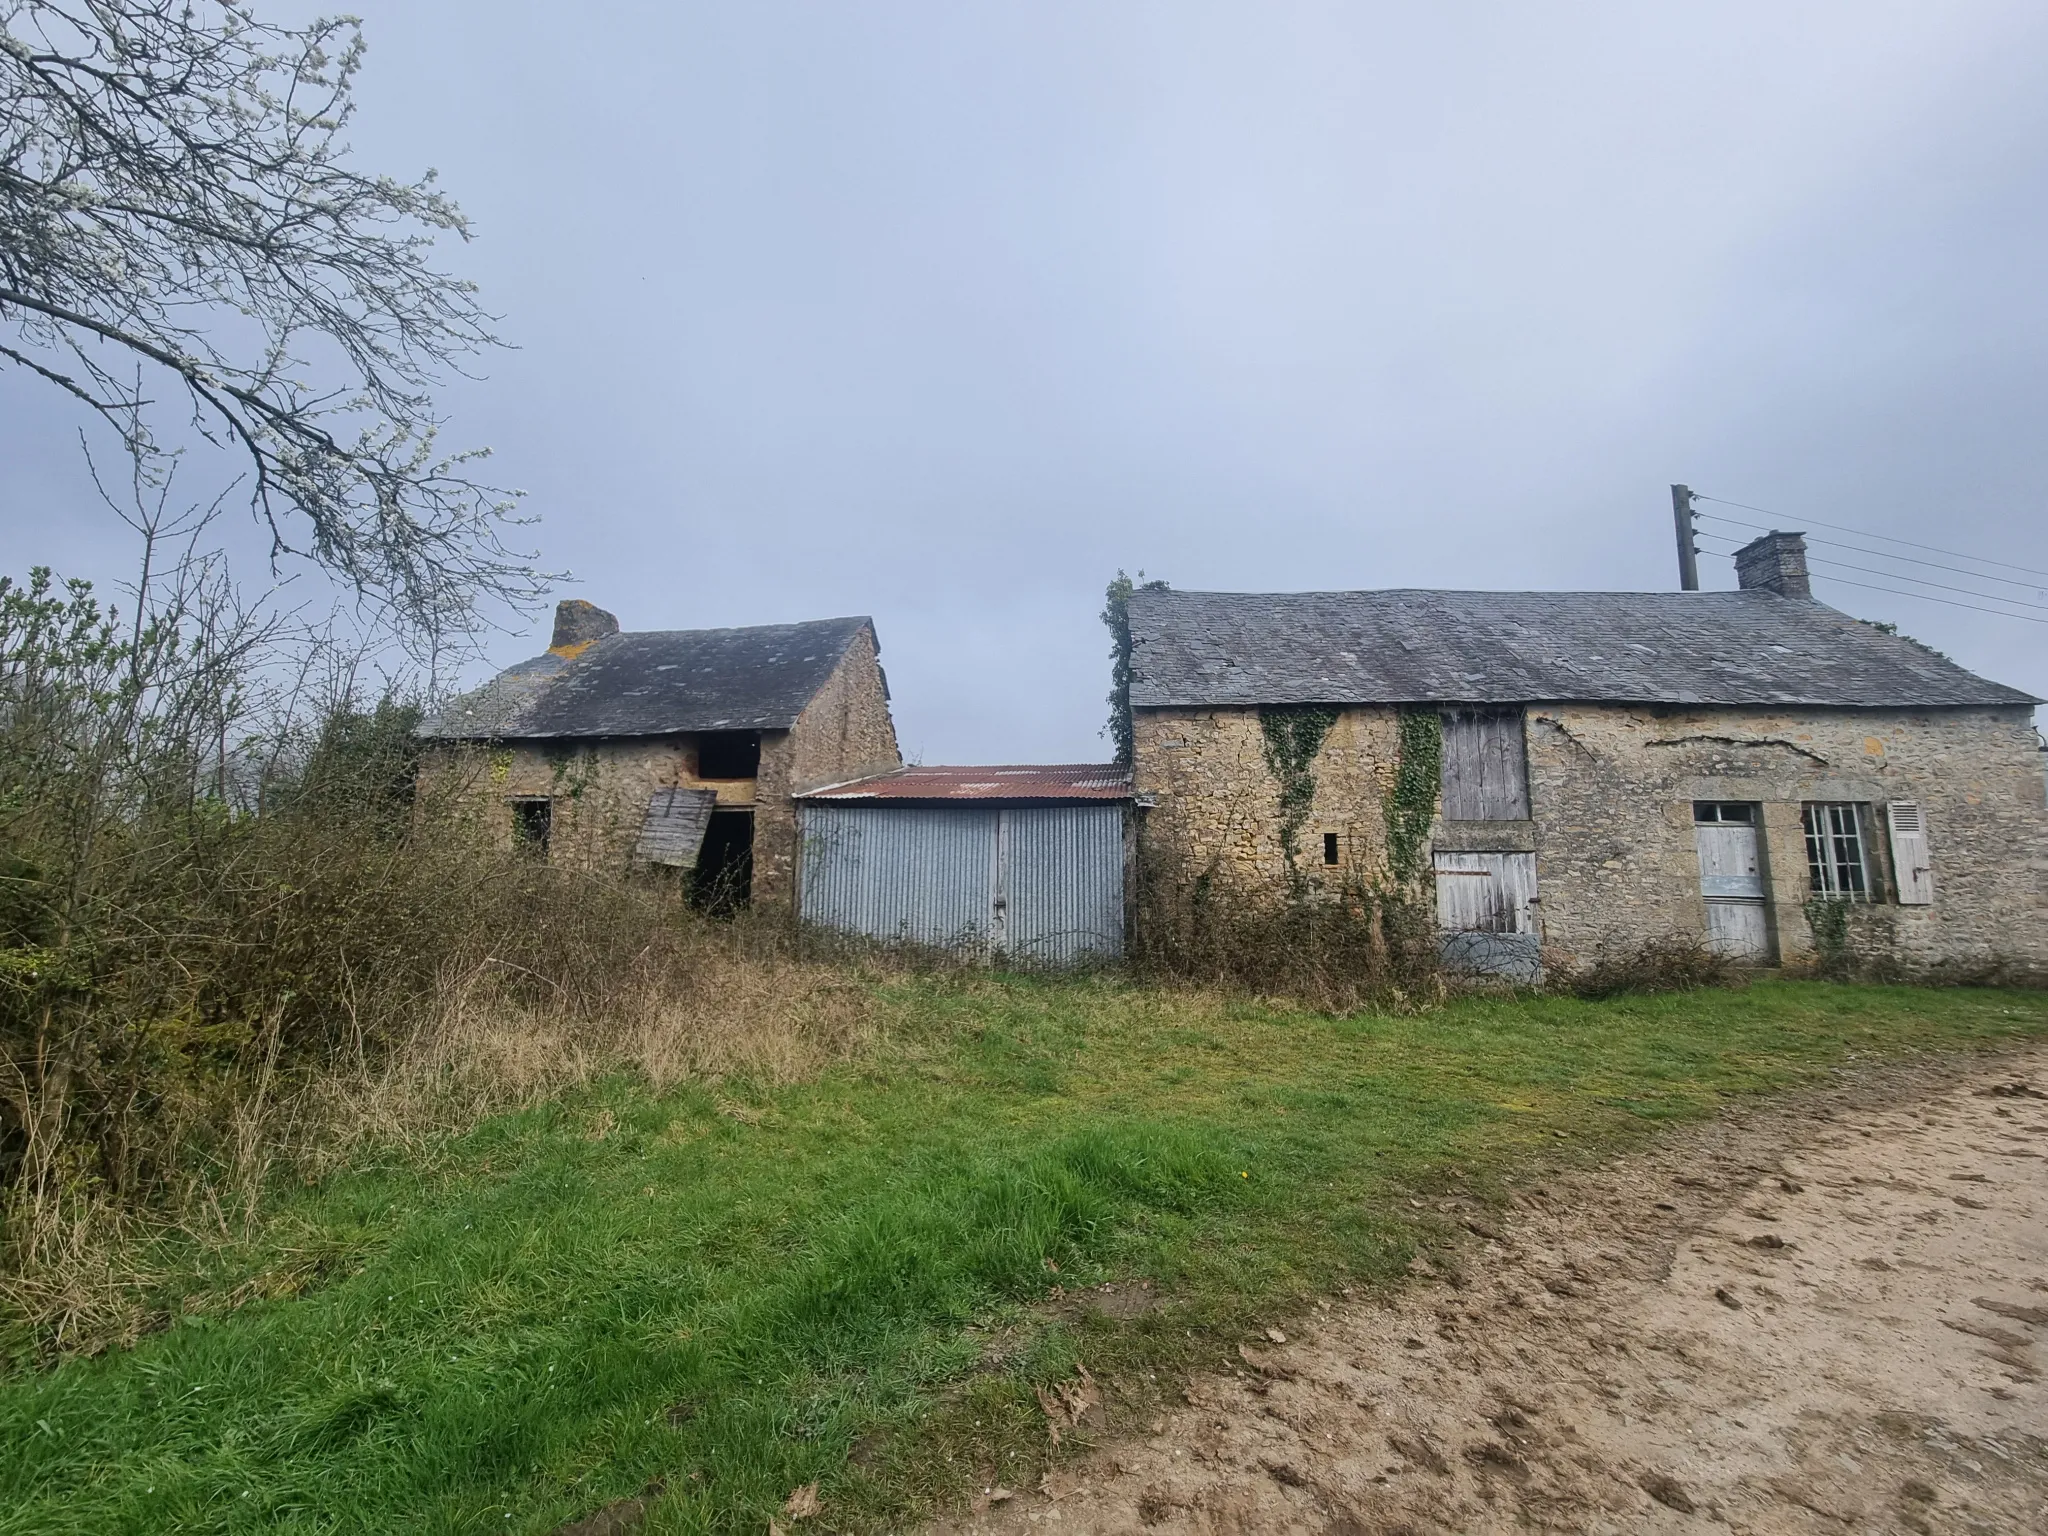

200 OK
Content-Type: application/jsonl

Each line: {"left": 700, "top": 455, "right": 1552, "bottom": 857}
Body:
{"left": 0, "top": 564, "right": 871, "bottom": 1356}
{"left": 1560, "top": 935, "right": 1735, "bottom": 1000}
{"left": 1129, "top": 847, "right": 1444, "bottom": 1013}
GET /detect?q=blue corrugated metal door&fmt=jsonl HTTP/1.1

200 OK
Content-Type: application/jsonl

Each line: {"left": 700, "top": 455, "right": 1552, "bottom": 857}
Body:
{"left": 999, "top": 806, "right": 1124, "bottom": 964}
{"left": 799, "top": 805, "right": 997, "bottom": 948}
{"left": 799, "top": 803, "right": 1124, "bottom": 962}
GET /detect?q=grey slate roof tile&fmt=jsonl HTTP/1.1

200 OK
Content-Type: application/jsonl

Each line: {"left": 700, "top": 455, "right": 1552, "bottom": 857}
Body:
{"left": 1127, "top": 588, "right": 2038, "bottom": 710}
{"left": 421, "top": 617, "right": 872, "bottom": 739}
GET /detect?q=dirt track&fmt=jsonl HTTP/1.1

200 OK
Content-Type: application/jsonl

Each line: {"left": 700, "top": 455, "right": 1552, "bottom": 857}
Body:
{"left": 938, "top": 1047, "right": 2048, "bottom": 1534}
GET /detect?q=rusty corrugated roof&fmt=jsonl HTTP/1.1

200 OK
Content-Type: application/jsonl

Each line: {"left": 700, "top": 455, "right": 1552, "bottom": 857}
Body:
{"left": 797, "top": 764, "right": 1132, "bottom": 802}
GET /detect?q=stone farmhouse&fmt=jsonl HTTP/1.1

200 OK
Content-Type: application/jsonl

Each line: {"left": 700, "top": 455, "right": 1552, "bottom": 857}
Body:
{"left": 1124, "top": 533, "right": 2047, "bottom": 976}
{"left": 417, "top": 600, "right": 900, "bottom": 908}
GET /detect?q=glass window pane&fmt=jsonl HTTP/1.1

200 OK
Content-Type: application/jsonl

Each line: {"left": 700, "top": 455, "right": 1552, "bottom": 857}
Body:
{"left": 1802, "top": 802, "right": 1868, "bottom": 900}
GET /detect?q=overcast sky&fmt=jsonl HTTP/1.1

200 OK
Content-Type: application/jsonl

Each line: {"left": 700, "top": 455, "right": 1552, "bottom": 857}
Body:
{"left": 5, "top": 1, "right": 2046, "bottom": 762}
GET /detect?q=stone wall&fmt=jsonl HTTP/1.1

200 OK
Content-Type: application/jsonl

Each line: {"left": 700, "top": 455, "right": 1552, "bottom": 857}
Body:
{"left": 1132, "top": 701, "right": 2048, "bottom": 973}
{"left": 757, "top": 624, "right": 902, "bottom": 904}
{"left": 1132, "top": 706, "right": 1409, "bottom": 896}
{"left": 416, "top": 625, "right": 900, "bottom": 910}
{"left": 1527, "top": 703, "right": 2046, "bottom": 973}
{"left": 415, "top": 733, "right": 765, "bottom": 870}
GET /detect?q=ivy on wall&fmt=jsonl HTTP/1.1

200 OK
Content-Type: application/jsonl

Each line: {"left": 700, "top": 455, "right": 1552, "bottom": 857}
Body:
{"left": 1101, "top": 571, "right": 1168, "bottom": 767}
{"left": 1260, "top": 704, "right": 1339, "bottom": 892}
{"left": 1804, "top": 895, "right": 1851, "bottom": 977}
{"left": 1383, "top": 707, "right": 1442, "bottom": 884}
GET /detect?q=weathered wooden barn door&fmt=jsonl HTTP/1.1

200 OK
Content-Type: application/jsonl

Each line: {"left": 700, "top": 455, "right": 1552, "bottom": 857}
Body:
{"left": 1432, "top": 850, "right": 1541, "bottom": 980}
{"left": 1693, "top": 802, "right": 1771, "bottom": 960}
{"left": 1440, "top": 710, "right": 1530, "bottom": 821}
{"left": 1432, "top": 851, "right": 1536, "bottom": 933}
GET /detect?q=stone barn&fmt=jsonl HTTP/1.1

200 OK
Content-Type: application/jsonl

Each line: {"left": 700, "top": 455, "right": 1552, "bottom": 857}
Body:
{"left": 418, "top": 600, "right": 900, "bottom": 909}
{"left": 1124, "top": 534, "right": 2047, "bottom": 976}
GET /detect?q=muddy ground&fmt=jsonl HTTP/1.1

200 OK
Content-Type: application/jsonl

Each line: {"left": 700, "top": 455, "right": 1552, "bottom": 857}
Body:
{"left": 937, "top": 1047, "right": 2048, "bottom": 1535}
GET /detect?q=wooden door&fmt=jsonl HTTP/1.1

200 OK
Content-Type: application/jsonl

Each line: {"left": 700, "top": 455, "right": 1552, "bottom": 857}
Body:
{"left": 1694, "top": 822, "right": 1770, "bottom": 959}
{"left": 1433, "top": 851, "right": 1536, "bottom": 934}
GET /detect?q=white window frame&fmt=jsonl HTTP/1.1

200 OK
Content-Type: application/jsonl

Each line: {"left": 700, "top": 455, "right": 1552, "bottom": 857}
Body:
{"left": 1802, "top": 801, "right": 1869, "bottom": 901}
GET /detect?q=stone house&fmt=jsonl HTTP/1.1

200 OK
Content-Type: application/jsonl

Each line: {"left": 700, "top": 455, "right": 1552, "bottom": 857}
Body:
{"left": 1124, "top": 533, "right": 2047, "bottom": 975}
{"left": 417, "top": 600, "right": 900, "bottom": 908}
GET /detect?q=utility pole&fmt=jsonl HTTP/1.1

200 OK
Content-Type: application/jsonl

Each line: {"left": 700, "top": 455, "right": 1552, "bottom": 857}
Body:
{"left": 1671, "top": 484, "right": 1699, "bottom": 591}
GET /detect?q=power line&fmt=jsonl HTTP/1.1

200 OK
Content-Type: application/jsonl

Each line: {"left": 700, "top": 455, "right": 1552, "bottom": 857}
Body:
{"left": 1679, "top": 528, "right": 2048, "bottom": 614}
{"left": 1693, "top": 493, "right": 2048, "bottom": 582}
{"left": 1693, "top": 509, "right": 2048, "bottom": 595}
{"left": 1797, "top": 574, "right": 2048, "bottom": 625}
{"left": 1692, "top": 532, "right": 2048, "bottom": 623}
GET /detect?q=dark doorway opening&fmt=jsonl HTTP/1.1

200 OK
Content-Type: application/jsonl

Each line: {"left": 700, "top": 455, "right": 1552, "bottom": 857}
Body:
{"left": 696, "top": 731, "right": 761, "bottom": 780}
{"left": 691, "top": 809, "right": 754, "bottom": 912}
{"left": 510, "top": 797, "right": 551, "bottom": 857}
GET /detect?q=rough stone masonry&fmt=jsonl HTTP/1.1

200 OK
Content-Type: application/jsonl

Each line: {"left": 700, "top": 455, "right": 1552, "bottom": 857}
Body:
{"left": 1126, "top": 556, "right": 2047, "bottom": 975}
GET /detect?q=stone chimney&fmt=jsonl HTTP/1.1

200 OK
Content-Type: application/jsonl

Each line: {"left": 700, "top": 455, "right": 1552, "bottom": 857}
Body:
{"left": 1733, "top": 530, "right": 1812, "bottom": 598}
{"left": 549, "top": 599, "right": 620, "bottom": 655}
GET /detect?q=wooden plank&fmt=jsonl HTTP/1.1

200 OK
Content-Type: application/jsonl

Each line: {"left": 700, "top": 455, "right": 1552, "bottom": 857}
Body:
{"left": 1440, "top": 710, "right": 1529, "bottom": 821}
{"left": 1432, "top": 850, "right": 1536, "bottom": 934}
{"left": 1887, "top": 802, "right": 1934, "bottom": 905}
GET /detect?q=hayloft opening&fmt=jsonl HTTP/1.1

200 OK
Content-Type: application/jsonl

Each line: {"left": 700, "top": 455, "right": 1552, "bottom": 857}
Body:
{"left": 696, "top": 731, "right": 761, "bottom": 780}
{"left": 691, "top": 809, "right": 754, "bottom": 912}
{"left": 1440, "top": 708, "right": 1529, "bottom": 820}
{"left": 510, "top": 797, "right": 551, "bottom": 857}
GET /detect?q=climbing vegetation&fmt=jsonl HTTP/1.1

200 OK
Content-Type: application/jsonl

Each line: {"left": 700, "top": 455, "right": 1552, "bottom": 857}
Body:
{"left": 1383, "top": 708, "right": 1443, "bottom": 883}
{"left": 1259, "top": 705, "right": 1339, "bottom": 892}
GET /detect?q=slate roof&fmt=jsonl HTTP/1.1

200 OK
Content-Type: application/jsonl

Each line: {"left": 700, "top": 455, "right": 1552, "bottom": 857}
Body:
{"left": 798, "top": 764, "right": 1133, "bottom": 802}
{"left": 1126, "top": 588, "right": 2039, "bottom": 710}
{"left": 421, "top": 617, "right": 874, "bottom": 739}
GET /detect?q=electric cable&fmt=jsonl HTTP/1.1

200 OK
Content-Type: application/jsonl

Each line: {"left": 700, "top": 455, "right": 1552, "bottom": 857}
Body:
{"left": 1692, "top": 493, "right": 2048, "bottom": 581}
{"left": 1691, "top": 532, "right": 2048, "bottom": 624}
{"left": 1693, "top": 509, "right": 2048, "bottom": 595}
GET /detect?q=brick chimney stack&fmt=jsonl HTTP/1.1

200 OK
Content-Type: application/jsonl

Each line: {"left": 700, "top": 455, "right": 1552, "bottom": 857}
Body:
{"left": 1733, "top": 530, "right": 1812, "bottom": 598}
{"left": 549, "top": 599, "right": 620, "bottom": 655}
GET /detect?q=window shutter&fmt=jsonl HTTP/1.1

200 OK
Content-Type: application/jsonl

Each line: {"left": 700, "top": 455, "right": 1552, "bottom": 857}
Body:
{"left": 1886, "top": 802, "right": 1933, "bottom": 905}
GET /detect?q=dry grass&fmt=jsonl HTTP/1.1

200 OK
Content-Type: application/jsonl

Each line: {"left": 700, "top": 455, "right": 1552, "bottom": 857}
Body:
{"left": 322, "top": 947, "right": 880, "bottom": 1163}
{"left": 1558, "top": 934, "right": 1737, "bottom": 1000}
{"left": 2, "top": 928, "right": 885, "bottom": 1360}
{"left": 1129, "top": 853, "right": 1448, "bottom": 1015}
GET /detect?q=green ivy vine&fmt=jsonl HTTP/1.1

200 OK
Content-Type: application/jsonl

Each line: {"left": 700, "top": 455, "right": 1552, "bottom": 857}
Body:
{"left": 1804, "top": 895, "right": 1851, "bottom": 975}
{"left": 1101, "top": 571, "right": 1168, "bottom": 766}
{"left": 1260, "top": 704, "right": 1339, "bottom": 891}
{"left": 1383, "top": 707, "right": 1442, "bottom": 884}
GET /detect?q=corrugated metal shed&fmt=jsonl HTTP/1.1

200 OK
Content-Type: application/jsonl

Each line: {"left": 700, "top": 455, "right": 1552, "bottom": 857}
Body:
{"left": 421, "top": 617, "right": 875, "bottom": 739}
{"left": 799, "top": 764, "right": 1133, "bottom": 802}
{"left": 796, "top": 765, "right": 1130, "bottom": 963}
{"left": 635, "top": 787, "right": 717, "bottom": 867}
{"left": 1127, "top": 588, "right": 2040, "bottom": 710}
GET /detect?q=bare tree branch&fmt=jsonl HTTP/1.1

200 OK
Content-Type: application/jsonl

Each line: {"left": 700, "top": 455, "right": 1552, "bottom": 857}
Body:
{"left": 0, "top": 1, "right": 544, "bottom": 644}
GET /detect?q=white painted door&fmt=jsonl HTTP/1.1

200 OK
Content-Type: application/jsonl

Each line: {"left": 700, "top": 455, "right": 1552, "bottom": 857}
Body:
{"left": 1694, "top": 823, "right": 1770, "bottom": 960}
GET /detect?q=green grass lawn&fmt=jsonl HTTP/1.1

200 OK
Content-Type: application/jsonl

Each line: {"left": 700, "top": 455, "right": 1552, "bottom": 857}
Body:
{"left": 4, "top": 978, "right": 2045, "bottom": 1533}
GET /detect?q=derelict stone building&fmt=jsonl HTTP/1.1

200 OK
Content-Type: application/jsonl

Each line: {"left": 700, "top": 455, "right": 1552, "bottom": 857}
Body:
{"left": 1125, "top": 534, "right": 2047, "bottom": 976}
{"left": 418, "top": 600, "right": 900, "bottom": 908}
